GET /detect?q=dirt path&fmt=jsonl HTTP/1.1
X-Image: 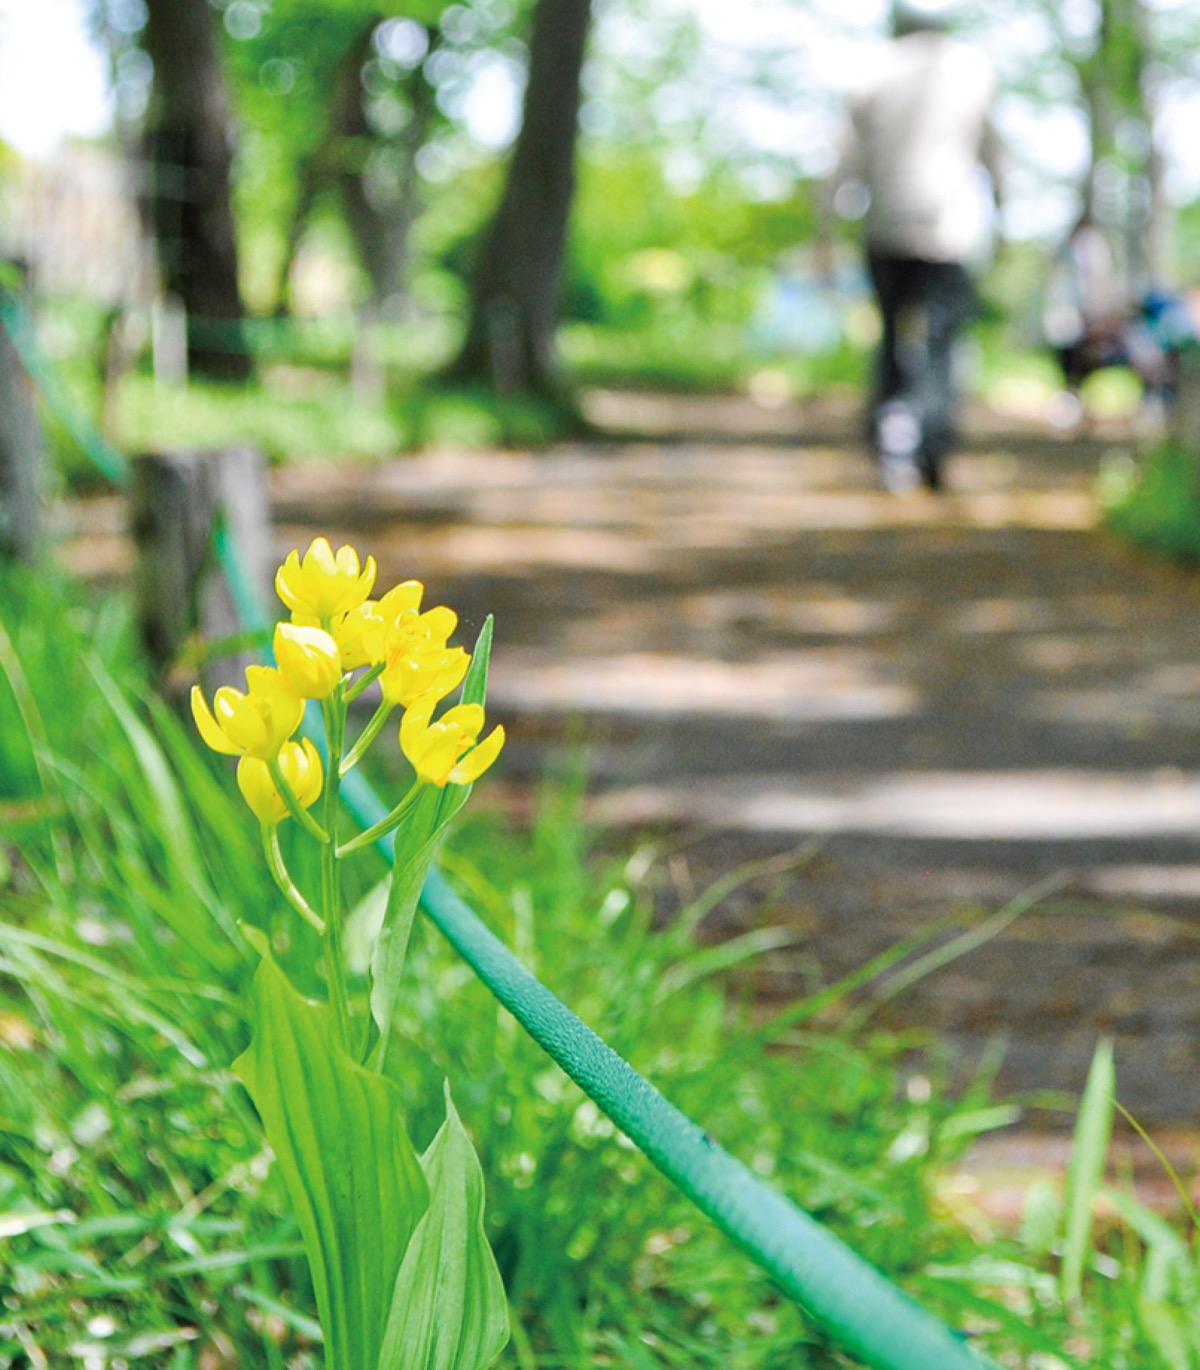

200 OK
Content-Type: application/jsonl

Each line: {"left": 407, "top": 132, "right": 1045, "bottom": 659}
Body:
{"left": 71, "top": 390, "right": 1179, "bottom": 1130}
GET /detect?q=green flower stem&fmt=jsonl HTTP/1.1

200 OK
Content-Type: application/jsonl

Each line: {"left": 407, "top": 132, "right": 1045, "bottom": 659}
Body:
{"left": 262, "top": 827, "right": 325, "bottom": 933}
{"left": 266, "top": 757, "right": 329, "bottom": 843}
{"left": 339, "top": 695, "right": 395, "bottom": 777}
{"left": 343, "top": 661, "right": 384, "bottom": 706}
{"left": 336, "top": 782, "right": 422, "bottom": 858}
{"left": 320, "top": 688, "right": 352, "bottom": 1053}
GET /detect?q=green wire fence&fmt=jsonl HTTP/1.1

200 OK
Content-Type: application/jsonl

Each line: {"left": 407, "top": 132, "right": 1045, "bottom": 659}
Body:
{"left": 1, "top": 288, "right": 999, "bottom": 1370}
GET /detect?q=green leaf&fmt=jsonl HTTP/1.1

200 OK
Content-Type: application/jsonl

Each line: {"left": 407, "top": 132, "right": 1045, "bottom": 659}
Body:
{"left": 1061, "top": 1037, "right": 1115, "bottom": 1306}
{"left": 370, "top": 790, "right": 452, "bottom": 1066}
{"left": 1137, "top": 1298, "right": 1194, "bottom": 1370}
{"left": 459, "top": 617, "right": 494, "bottom": 710}
{"left": 378, "top": 1084, "right": 509, "bottom": 1370}
{"left": 369, "top": 618, "right": 496, "bottom": 1063}
{"left": 234, "top": 955, "right": 429, "bottom": 1370}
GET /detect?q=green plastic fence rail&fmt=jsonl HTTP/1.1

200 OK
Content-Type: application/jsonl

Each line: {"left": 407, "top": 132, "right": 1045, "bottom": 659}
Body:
{"left": 0, "top": 289, "right": 131, "bottom": 487}
{"left": 20, "top": 289, "right": 999, "bottom": 1370}
{"left": 423, "top": 862, "right": 991, "bottom": 1370}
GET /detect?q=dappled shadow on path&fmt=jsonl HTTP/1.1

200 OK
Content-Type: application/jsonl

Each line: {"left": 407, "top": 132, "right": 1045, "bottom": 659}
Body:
{"left": 256, "top": 392, "right": 1200, "bottom": 1123}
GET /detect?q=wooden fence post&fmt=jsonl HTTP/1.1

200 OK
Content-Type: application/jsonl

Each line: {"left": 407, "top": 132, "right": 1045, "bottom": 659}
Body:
{"left": 1172, "top": 341, "right": 1200, "bottom": 457}
{"left": 0, "top": 284, "right": 45, "bottom": 566}
{"left": 130, "top": 445, "right": 272, "bottom": 691}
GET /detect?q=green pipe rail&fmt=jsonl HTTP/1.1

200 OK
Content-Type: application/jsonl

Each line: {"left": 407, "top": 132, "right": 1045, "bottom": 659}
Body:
{"left": 3, "top": 287, "right": 1000, "bottom": 1370}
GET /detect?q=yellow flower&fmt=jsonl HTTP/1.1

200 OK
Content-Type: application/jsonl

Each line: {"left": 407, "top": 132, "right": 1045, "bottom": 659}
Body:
{"left": 237, "top": 737, "right": 324, "bottom": 826}
{"left": 379, "top": 601, "right": 467, "bottom": 706}
{"left": 327, "top": 600, "right": 382, "bottom": 671}
{"left": 274, "top": 622, "right": 342, "bottom": 699}
{"left": 275, "top": 537, "right": 377, "bottom": 620}
{"left": 381, "top": 641, "right": 470, "bottom": 708}
{"left": 376, "top": 581, "right": 425, "bottom": 637}
{"left": 191, "top": 666, "right": 304, "bottom": 760}
{"left": 293, "top": 580, "right": 427, "bottom": 671}
{"left": 399, "top": 691, "right": 505, "bottom": 788}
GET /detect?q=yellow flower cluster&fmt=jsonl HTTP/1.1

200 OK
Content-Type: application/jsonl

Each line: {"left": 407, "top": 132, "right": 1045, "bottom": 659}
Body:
{"left": 191, "top": 538, "right": 504, "bottom": 825}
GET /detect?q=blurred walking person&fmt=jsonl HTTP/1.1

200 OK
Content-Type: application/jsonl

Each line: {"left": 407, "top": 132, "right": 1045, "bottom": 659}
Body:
{"left": 828, "top": 1, "right": 1004, "bottom": 490}
{"left": 1041, "top": 212, "right": 1125, "bottom": 427}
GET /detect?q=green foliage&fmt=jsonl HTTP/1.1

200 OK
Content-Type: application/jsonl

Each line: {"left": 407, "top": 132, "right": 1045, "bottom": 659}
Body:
{"left": 379, "top": 1088, "right": 510, "bottom": 1370}
{"left": 235, "top": 952, "right": 432, "bottom": 1370}
{"left": 1061, "top": 1040, "right": 1116, "bottom": 1308}
{"left": 234, "top": 945, "right": 508, "bottom": 1370}
{"left": 1099, "top": 442, "right": 1200, "bottom": 563}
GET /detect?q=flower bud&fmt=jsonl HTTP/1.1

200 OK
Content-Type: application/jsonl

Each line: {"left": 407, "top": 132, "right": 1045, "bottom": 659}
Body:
{"left": 237, "top": 737, "right": 324, "bottom": 826}
{"left": 274, "top": 623, "right": 342, "bottom": 699}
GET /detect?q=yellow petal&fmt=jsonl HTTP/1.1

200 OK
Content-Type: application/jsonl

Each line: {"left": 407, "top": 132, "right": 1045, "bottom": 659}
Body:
{"left": 414, "top": 605, "right": 457, "bottom": 643}
{"left": 191, "top": 686, "right": 240, "bottom": 755}
{"left": 399, "top": 690, "right": 437, "bottom": 756}
{"left": 237, "top": 755, "right": 287, "bottom": 825}
{"left": 377, "top": 581, "right": 424, "bottom": 622}
{"left": 346, "top": 554, "right": 378, "bottom": 613}
{"left": 274, "top": 550, "right": 305, "bottom": 614}
{"left": 332, "top": 601, "right": 381, "bottom": 669}
{"left": 414, "top": 725, "right": 467, "bottom": 786}
{"left": 438, "top": 702, "right": 485, "bottom": 739}
{"left": 307, "top": 537, "right": 337, "bottom": 576}
{"left": 449, "top": 725, "right": 505, "bottom": 785}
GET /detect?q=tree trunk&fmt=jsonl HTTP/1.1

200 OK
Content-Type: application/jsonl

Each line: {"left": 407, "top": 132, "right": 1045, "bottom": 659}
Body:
{"left": 446, "top": 0, "right": 593, "bottom": 397}
{"left": 141, "top": 0, "right": 251, "bottom": 382}
{"left": 273, "top": 21, "right": 439, "bottom": 318}
{"left": 1079, "top": 0, "right": 1156, "bottom": 295}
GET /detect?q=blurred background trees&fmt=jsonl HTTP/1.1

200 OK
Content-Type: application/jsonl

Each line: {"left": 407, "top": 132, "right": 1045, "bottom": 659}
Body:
{"left": 6, "top": 0, "right": 1200, "bottom": 428}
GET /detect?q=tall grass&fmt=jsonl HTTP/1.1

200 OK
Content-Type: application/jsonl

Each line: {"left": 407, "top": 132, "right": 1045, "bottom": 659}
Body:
{"left": 1, "top": 565, "right": 1198, "bottom": 1368}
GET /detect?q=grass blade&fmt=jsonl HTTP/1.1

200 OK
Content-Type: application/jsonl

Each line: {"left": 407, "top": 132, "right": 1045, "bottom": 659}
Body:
{"left": 1061, "top": 1037, "right": 1116, "bottom": 1307}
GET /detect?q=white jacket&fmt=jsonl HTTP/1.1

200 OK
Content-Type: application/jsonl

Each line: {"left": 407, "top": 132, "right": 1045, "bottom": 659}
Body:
{"left": 837, "top": 31, "right": 1003, "bottom": 265}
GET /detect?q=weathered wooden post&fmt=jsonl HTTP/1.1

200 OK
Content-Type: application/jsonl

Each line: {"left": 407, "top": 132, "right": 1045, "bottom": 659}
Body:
{"left": 1172, "top": 340, "right": 1200, "bottom": 456}
{"left": 130, "top": 445, "right": 272, "bottom": 692}
{"left": 0, "top": 279, "right": 46, "bottom": 566}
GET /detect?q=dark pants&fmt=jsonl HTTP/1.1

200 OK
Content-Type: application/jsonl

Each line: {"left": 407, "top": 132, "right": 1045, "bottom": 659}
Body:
{"left": 867, "top": 252, "right": 977, "bottom": 486}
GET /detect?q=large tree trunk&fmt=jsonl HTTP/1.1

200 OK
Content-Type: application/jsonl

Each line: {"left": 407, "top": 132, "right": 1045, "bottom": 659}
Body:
{"left": 336, "top": 26, "right": 438, "bottom": 310}
{"left": 446, "top": 0, "right": 593, "bottom": 397}
{"left": 1079, "top": 0, "right": 1158, "bottom": 294}
{"left": 141, "top": 0, "right": 250, "bottom": 382}
{"left": 276, "top": 20, "right": 439, "bottom": 316}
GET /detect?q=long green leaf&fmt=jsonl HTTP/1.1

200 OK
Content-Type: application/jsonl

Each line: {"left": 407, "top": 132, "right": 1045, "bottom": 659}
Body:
{"left": 1061, "top": 1037, "right": 1116, "bottom": 1306}
{"left": 234, "top": 954, "right": 429, "bottom": 1370}
{"left": 378, "top": 1085, "right": 509, "bottom": 1370}
{"left": 369, "top": 619, "right": 495, "bottom": 1061}
{"left": 458, "top": 617, "right": 494, "bottom": 710}
{"left": 371, "top": 790, "right": 456, "bottom": 1065}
